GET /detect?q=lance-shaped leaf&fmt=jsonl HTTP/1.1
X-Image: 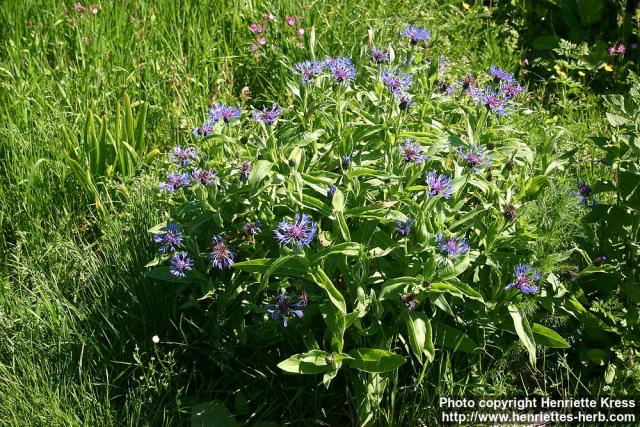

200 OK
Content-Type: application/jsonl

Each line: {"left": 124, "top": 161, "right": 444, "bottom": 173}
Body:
{"left": 345, "top": 348, "right": 406, "bottom": 373}
{"left": 508, "top": 304, "right": 537, "bottom": 367}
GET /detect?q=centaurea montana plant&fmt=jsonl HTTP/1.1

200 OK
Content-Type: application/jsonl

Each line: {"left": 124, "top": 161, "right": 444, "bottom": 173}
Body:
{"left": 399, "top": 138, "right": 428, "bottom": 164}
{"left": 170, "top": 252, "right": 193, "bottom": 277}
{"left": 505, "top": 264, "right": 542, "bottom": 294}
{"left": 274, "top": 213, "right": 317, "bottom": 249}
{"left": 426, "top": 171, "right": 454, "bottom": 199}
{"left": 456, "top": 145, "right": 492, "bottom": 171}
{"left": 253, "top": 104, "right": 283, "bottom": 125}
{"left": 210, "top": 236, "right": 235, "bottom": 270}
{"left": 154, "top": 223, "right": 183, "bottom": 253}
{"left": 436, "top": 234, "right": 470, "bottom": 258}
{"left": 401, "top": 25, "right": 431, "bottom": 45}
{"left": 265, "top": 293, "right": 306, "bottom": 327}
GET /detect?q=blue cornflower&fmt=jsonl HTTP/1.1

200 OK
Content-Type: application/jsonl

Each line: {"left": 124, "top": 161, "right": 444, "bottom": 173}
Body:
{"left": 170, "top": 252, "right": 193, "bottom": 277}
{"left": 401, "top": 25, "right": 431, "bottom": 44}
{"left": 436, "top": 234, "right": 469, "bottom": 258}
{"left": 440, "top": 81, "right": 456, "bottom": 96}
{"left": 191, "top": 168, "right": 216, "bottom": 185}
{"left": 342, "top": 155, "right": 351, "bottom": 167}
{"left": 327, "top": 185, "right": 337, "bottom": 198}
{"left": 370, "top": 48, "right": 390, "bottom": 64}
{"left": 426, "top": 171, "right": 454, "bottom": 199}
{"left": 159, "top": 172, "right": 190, "bottom": 192}
{"left": 382, "top": 68, "right": 413, "bottom": 94}
{"left": 472, "top": 88, "right": 509, "bottom": 115}
{"left": 253, "top": 104, "right": 283, "bottom": 125}
{"left": 243, "top": 220, "right": 262, "bottom": 236}
{"left": 489, "top": 65, "right": 515, "bottom": 83}
{"left": 294, "top": 60, "right": 323, "bottom": 83}
{"left": 461, "top": 73, "right": 476, "bottom": 93}
{"left": 395, "top": 92, "right": 414, "bottom": 110}
{"left": 192, "top": 119, "right": 216, "bottom": 138}
{"left": 456, "top": 145, "right": 492, "bottom": 172}
{"left": 208, "top": 102, "right": 242, "bottom": 123}
{"left": 274, "top": 213, "right": 317, "bottom": 249}
{"left": 325, "top": 56, "right": 357, "bottom": 85}
{"left": 575, "top": 182, "right": 595, "bottom": 205}
{"left": 505, "top": 264, "right": 542, "bottom": 294}
{"left": 210, "top": 236, "right": 235, "bottom": 270}
{"left": 396, "top": 218, "right": 414, "bottom": 236}
{"left": 170, "top": 146, "right": 198, "bottom": 166}
{"left": 153, "top": 223, "right": 183, "bottom": 253}
{"left": 499, "top": 81, "right": 525, "bottom": 99}
{"left": 237, "top": 160, "right": 252, "bottom": 181}
{"left": 265, "top": 293, "right": 305, "bottom": 327}
{"left": 399, "top": 138, "right": 428, "bottom": 164}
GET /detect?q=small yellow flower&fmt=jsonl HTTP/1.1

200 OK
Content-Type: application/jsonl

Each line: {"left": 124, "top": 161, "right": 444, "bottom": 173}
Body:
{"left": 578, "top": 70, "right": 586, "bottom": 77}
{"left": 558, "top": 71, "right": 567, "bottom": 78}
{"left": 553, "top": 64, "right": 561, "bottom": 71}
{"left": 604, "top": 64, "right": 613, "bottom": 72}
{"left": 463, "top": 2, "right": 470, "bottom": 10}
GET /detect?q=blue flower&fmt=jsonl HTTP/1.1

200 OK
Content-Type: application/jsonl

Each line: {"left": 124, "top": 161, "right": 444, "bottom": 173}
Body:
{"left": 237, "top": 160, "right": 252, "bottom": 181}
{"left": 265, "top": 293, "right": 305, "bottom": 327}
{"left": 399, "top": 138, "right": 428, "bottom": 164}
{"left": 575, "top": 182, "right": 594, "bottom": 205}
{"left": 327, "top": 185, "right": 337, "bottom": 198}
{"left": 191, "top": 168, "right": 216, "bottom": 185}
{"left": 252, "top": 104, "right": 283, "bottom": 125}
{"left": 170, "top": 252, "right": 193, "bottom": 277}
{"left": 499, "top": 81, "right": 525, "bottom": 99}
{"left": 396, "top": 218, "right": 414, "bottom": 236}
{"left": 325, "top": 56, "right": 356, "bottom": 85}
{"left": 294, "top": 60, "right": 323, "bottom": 83}
{"left": 243, "top": 220, "right": 262, "bottom": 236}
{"left": 342, "top": 155, "right": 352, "bottom": 167}
{"left": 471, "top": 87, "right": 509, "bottom": 115}
{"left": 382, "top": 68, "right": 413, "bottom": 94}
{"left": 159, "top": 172, "right": 190, "bottom": 192}
{"left": 370, "top": 48, "right": 390, "bottom": 64}
{"left": 505, "top": 264, "right": 542, "bottom": 294}
{"left": 153, "top": 223, "right": 183, "bottom": 253}
{"left": 208, "top": 102, "right": 242, "bottom": 123}
{"left": 210, "top": 236, "right": 235, "bottom": 270}
{"left": 489, "top": 65, "right": 515, "bottom": 82}
{"left": 192, "top": 119, "right": 216, "bottom": 138}
{"left": 170, "top": 146, "right": 198, "bottom": 166}
{"left": 436, "top": 234, "right": 469, "bottom": 258}
{"left": 401, "top": 25, "right": 431, "bottom": 44}
{"left": 274, "top": 213, "right": 317, "bottom": 249}
{"left": 395, "top": 92, "right": 414, "bottom": 110}
{"left": 426, "top": 171, "right": 454, "bottom": 199}
{"left": 456, "top": 145, "right": 492, "bottom": 172}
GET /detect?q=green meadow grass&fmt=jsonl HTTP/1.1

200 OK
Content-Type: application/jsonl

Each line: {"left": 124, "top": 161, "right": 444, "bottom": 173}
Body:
{"left": 0, "top": 1, "right": 625, "bottom": 425}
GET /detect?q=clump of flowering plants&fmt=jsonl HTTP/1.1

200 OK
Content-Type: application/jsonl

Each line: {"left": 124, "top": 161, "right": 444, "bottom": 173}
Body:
{"left": 147, "top": 26, "right": 599, "bottom": 423}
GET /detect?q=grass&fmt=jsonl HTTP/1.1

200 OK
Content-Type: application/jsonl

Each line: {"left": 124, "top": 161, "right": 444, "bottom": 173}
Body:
{"left": 0, "top": 1, "right": 633, "bottom": 425}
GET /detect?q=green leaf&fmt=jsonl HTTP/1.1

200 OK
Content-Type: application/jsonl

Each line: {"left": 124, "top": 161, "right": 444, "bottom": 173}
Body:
{"left": 532, "top": 323, "right": 570, "bottom": 349}
{"left": 405, "top": 311, "right": 435, "bottom": 363}
{"left": 508, "top": 304, "right": 537, "bottom": 367}
{"left": 312, "top": 242, "right": 362, "bottom": 263}
{"left": 248, "top": 160, "right": 273, "bottom": 188}
{"left": 332, "top": 187, "right": 345, "bottom": 212}
{"left": 432, "top": 321, "right": 479, "bottom": 353}
{"left": 309, "top": 266, "right": 347, "bottom": 314}
{"left": 345, "top": 348, "right": 405, "bottom": 373}
{"left": 190, "top": 401, "right": 235, "bottom": 427}
{"left": 579, "top": 0, "right": 604, "bottom": 26}
{"left": 277, "top": 350, "right": 335, "bottom": 374}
